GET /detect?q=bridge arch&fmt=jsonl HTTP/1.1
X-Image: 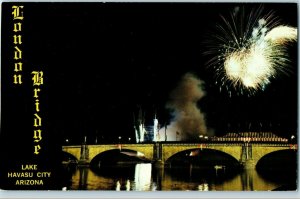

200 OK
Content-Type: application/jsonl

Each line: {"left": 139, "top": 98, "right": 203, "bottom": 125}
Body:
{"left": 255, "top": 148, "right": 297, "bottom": 168}
{"left": 89, "top": 149, "right": 151, "bottom": 166}
{"left": 62, "top": 146, "right": 81, "bottom": 161}
{"left": 62, "top": 151, "right": 78, "bottom": 162}
{"left": 88, "top": 144, "right": 154, "bottom": 163}
{"left": 162, "top": 143, "right": 242, "bottom": 164}
{"left": 251, "top": 144, "right": 296, "bottom": 167}
{"left": 165, "top": 148, "right": 241, "bottom": 166}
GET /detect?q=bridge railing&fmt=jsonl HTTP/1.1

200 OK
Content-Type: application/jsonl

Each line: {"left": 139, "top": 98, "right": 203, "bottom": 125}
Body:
{"left": 62, "top": 142, "right": 296, "bottom": 147}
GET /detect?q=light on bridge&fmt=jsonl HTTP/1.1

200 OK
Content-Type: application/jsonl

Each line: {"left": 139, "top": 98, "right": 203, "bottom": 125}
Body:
{"left": 291, "top": 135, "right": 295, "bottom": 140}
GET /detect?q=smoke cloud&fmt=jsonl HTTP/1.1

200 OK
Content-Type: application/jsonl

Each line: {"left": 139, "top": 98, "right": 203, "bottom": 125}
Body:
{"left": 158, "top": 73, "right": 210, "bottom": 141}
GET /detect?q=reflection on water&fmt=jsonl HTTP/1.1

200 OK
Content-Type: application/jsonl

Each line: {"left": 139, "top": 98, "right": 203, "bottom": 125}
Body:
{"left": 198, "top": 183, "right": 209, "bottom": 191}
{"left": 63, "top": 163, "right": 295, "bottom": 191}
{"left": 134, "top": 163, "right": 152, "bottom": 191}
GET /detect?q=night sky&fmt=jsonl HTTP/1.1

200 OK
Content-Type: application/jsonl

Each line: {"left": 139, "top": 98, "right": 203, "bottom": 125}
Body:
{"left": 3, "top": 3, "right": 298, "bottom": 144}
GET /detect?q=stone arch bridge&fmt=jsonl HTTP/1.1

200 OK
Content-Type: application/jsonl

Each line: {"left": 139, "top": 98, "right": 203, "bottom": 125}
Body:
{"left": 62, "top": 142, "right": 297, "bottom": 168}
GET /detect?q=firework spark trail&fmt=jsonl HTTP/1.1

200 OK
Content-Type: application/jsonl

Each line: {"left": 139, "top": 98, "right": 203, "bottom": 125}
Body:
{"left": 265, "top": 26, "right": 297, "bottom": 44}
{"left": 205, "top": 6, "right": 297, "bottom": 94}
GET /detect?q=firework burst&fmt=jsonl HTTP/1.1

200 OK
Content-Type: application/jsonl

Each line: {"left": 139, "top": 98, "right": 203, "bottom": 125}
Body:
{"left": 204, "top": 6, "right": 297, "bottom": 95}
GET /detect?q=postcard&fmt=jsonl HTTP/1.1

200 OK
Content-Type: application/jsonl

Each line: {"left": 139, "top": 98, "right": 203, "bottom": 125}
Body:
{"left": 0, "top": 2, "right": 298, "bottom": 191}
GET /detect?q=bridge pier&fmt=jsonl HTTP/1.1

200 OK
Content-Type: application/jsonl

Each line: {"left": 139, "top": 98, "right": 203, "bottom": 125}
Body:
{"left": 240, "top": 143, "right": 255, "bottom": 169}
{"left": 241, "top": 159, "right": 255, "bottom": 169}
{"left": 78, "top": 144, "right": 90, "bottom": 165}
{"left": 152, "top": 143, "right": 165, "bottom": 167}
{"left": 153, "top": 160, "right": 165, "bottom": 168}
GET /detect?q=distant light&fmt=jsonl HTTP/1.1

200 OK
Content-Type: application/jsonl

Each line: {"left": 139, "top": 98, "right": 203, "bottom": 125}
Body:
{"left": 118, "top": 136, "right": 121, "bottom": 140}
{"left": 204, "top": 136, "right": 208, "bottom": 139}
{"left": 65, "top": 139, "right": 69, "bottom": 143}
{"left": 291, "top": 135, "right": 295, "bottom": 139}
{"left": 199, "top": 135, "right": 203, "bottom": 138}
